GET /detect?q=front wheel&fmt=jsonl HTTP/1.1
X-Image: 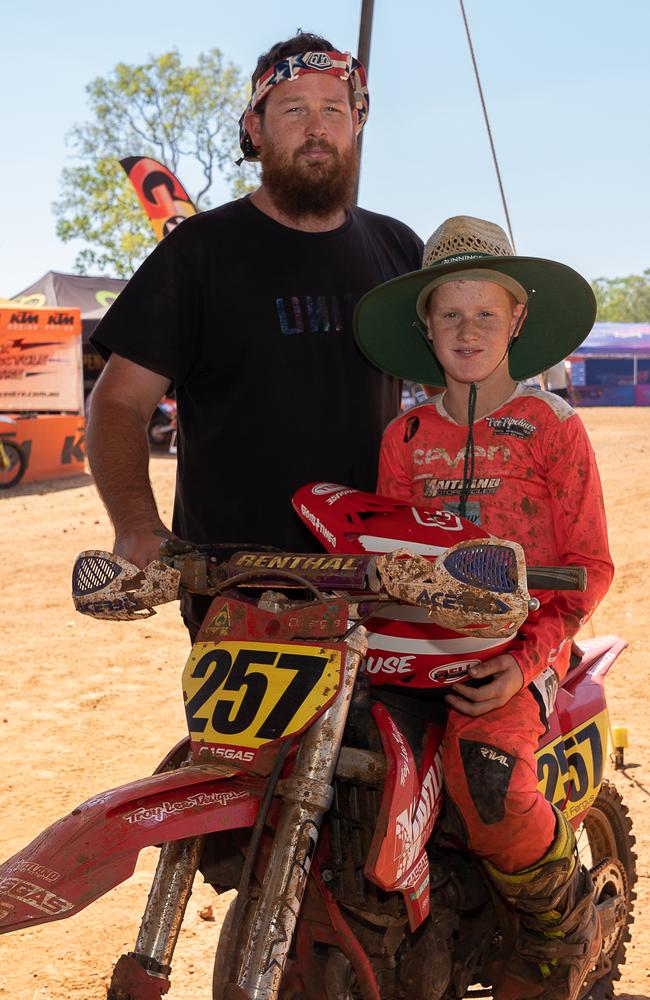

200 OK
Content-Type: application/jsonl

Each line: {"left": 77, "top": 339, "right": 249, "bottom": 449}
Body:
{"left": 212, "top": 895, "right": 260, "bottom": 1000}
{"left": 212, "top": 897, "right": 238, "bottom": 1000}
{"left": 578, "top": 779, "right": 637, "bottom": 1000}
{"left": 0, "top": 440, "right": 26, "bottom": 489}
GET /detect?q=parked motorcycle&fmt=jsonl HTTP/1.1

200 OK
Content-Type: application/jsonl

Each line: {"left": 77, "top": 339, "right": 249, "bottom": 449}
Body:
{"left": 147, "top": 396, "right": 177, "bottom": 453}
{"left": 0, "top": 485, "right": 635, "bottom": 1000}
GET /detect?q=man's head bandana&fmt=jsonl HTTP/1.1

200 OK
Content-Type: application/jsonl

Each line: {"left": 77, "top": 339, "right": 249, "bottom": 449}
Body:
{"left": 238, "top": 50, "right": 370, "bottom": 163}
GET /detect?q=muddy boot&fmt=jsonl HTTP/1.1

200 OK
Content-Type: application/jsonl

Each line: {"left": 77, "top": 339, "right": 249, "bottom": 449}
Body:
{"left": 486, "top": 808, "right": 601, "bottom": 1000}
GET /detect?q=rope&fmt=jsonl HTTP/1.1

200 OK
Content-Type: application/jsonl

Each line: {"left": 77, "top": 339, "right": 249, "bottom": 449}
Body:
{"left": 459, "top": 381, "right": 477, "bottom": 518}
{"left": 459, "top": 0, "right": 517, "bottom": 252}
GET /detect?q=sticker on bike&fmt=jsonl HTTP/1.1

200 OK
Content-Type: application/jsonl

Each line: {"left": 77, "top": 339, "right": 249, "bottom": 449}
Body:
{"left": 182, "top": 640, "right": 343, "bottom": 750}
{"left": 536, "top": 710, "right": 608, "bottom": 820}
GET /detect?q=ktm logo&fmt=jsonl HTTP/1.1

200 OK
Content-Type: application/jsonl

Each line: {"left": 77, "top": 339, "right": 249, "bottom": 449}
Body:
{"left": 61, "top": 434, "right": 85, "bottom": 463}
{"left": 9, "top": 312, "right": 38, "bottom": 325}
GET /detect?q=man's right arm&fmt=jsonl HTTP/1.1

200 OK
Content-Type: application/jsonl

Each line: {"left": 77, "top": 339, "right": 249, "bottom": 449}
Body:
{"left": 87, "top": 353, "right": 173, "bottom": 568}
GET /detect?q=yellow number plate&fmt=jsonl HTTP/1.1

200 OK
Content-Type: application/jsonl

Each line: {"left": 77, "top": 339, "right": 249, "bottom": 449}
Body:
{"left": 536, "top": 710, "right": 608, "bottom": 820}
{"left": 182, "top": 640, "right": 342, "bottom": 750}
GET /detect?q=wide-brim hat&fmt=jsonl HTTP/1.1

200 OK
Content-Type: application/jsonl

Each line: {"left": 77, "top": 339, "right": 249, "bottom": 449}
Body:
{"left": 354, "top": 216, "right": 596, "bottom": 388}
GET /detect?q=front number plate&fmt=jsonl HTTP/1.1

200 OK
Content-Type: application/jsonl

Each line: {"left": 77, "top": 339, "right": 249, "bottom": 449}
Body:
{"left": 182, "top": 640, "right": 343, "bottom": 750}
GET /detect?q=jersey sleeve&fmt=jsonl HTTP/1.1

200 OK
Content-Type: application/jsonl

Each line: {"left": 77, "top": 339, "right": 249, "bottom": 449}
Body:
{"left": 508, "top": 412, "right": 614, "bottom": 686}
{"left": 377, "top": 417, "right": 415, "bottom": 501}
{"left": 90, "top": 218, "right": 202, "bottom": 388}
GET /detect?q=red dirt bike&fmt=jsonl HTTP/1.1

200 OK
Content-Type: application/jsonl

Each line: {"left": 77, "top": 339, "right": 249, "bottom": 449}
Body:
{"left": 0, "top": 485, "right": 636, "bottom": 1000}
{"left": 148, "top": 396, "right": 177, "bottom": 454}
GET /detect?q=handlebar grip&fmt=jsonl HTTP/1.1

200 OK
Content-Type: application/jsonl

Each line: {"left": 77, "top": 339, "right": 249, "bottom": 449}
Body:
{"left": 526, "top": 566, "right": 587, "bottom": 592}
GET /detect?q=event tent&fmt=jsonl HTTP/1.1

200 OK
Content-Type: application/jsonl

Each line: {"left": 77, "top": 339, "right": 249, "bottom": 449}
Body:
{"left": 570, "top": 322, "right": 650, "bottom": 405}
{"left": 12, "top": 271, "right": 126, "bottom": 320}
{"left": 12, "top": 271, "right": 127, "bottom": 396}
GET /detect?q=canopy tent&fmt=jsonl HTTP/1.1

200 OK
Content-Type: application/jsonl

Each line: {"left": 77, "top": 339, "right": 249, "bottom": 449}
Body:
{"left": 574, "top": 323, "right": 650, "bottom": 354}
{"left": 569, "top": 322, "right": 650, "bottom": 405}
{"left": 12, "top": 271, "right": 126, "bottom": 324}
{"left": 11, "top": 272, "right": 127, "bottom": 396}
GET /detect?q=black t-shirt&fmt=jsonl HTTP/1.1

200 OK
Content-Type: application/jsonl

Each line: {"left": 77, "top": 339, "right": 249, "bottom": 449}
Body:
{"left": 91, "top": 197, "right": 422, "bottom": 551}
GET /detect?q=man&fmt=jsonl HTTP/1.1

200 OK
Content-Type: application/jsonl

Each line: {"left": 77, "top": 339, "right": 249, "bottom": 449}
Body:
{"left": 88, "top": 32, "right": 422, "bottom": 637}
{"left": 355, "top": 216, "right": 614, "bottom": 1000}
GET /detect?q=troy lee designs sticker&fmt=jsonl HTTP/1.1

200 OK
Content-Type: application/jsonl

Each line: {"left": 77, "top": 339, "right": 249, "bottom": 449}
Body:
{"left": 122, "top": 789, "right": 249, "bottom": 825}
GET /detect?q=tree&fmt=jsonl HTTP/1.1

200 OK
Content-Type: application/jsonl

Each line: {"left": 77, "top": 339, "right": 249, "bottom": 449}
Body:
{"left": 54, "top": 49, "right": 257, "bottom": 278}
{"left": 591, "top": 270, "right": 650, "bottom": 322}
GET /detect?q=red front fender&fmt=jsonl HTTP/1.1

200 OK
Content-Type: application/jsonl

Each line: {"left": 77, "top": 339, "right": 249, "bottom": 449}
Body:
{"left": 0, "top": 762, "right": 260, "bottom": 933}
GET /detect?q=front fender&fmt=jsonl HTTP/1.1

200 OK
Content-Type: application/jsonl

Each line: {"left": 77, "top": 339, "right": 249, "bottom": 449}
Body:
{"left": 0, "top": 763, "right": 260, "bottom": 933}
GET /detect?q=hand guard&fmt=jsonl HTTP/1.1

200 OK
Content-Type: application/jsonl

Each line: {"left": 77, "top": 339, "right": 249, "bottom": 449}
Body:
{"left": 376, "top": 539, "right": 530, "bottom": 638}
{"left": 72, "top": 550, "right": 181, "bottom": 621}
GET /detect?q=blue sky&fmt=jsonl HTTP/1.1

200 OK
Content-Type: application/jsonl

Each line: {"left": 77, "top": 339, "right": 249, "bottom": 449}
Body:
{"left": 1, "top": 0, "right": 648, "bottom": 295}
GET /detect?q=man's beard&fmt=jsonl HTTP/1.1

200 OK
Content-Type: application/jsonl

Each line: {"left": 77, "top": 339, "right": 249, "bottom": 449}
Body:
{"left": 260, "top": 137, "right": 360, "bottom": 219}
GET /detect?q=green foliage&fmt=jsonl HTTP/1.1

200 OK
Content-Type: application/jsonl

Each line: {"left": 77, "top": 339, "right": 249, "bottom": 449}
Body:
{"left": 591, "top": 270, "right": 650, "bottom": 322}
{"left": 54, "top": 48, "right": 258, "bottom": 277}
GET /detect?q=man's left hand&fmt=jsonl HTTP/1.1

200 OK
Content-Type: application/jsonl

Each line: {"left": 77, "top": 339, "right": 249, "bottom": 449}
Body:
{"left": 445, "top": 654, "right": 524, "bottom": 717}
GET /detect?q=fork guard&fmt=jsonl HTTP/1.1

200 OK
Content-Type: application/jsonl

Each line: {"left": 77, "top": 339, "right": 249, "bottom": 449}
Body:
{"left": 0, "top": 763, "right": 259, "bottom": 933}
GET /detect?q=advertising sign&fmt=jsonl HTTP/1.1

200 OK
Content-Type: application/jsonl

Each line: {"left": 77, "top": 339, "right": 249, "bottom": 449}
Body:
{"left": 0, "top": 307, "right": 83, "bottom": 413}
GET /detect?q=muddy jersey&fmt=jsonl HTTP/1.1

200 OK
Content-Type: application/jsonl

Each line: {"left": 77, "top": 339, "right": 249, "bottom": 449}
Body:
{"left": 377, "top": 386, "right": 614, "bottom": 685}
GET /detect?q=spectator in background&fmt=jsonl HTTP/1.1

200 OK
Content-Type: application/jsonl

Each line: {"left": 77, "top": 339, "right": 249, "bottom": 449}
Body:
{"left": 544, "top": 359, "right": 573, "bottom": 400}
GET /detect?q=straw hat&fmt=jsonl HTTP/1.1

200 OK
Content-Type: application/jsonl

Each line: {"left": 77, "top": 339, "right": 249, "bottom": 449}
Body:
{"left": 354, "top": 216, "right": 596, "bottom": 388}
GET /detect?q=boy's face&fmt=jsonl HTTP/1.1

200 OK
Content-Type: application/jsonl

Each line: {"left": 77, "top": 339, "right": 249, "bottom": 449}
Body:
{"left": 426, "top": 280, "right": 525, "bottom": 387}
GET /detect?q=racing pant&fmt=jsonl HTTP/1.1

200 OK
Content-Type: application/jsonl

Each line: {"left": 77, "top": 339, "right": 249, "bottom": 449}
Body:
{"left": 442, "top": 687, "right": 556, "bottom": 873}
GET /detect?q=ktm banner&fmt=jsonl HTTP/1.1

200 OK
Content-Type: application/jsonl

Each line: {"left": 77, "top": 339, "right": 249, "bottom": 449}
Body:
{"left": 0, "top": 307, "right": 83, "bottom": 412}
{"left": 120, "top": 156, "right": 197, "bottom": 242}
{"left": 0, "top": 414, "right": 85, "bottom": 483}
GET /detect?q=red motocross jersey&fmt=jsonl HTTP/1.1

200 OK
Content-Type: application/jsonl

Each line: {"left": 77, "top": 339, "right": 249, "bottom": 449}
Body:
{"left": 377, "top": 386, "right": 614, "bottom": 685}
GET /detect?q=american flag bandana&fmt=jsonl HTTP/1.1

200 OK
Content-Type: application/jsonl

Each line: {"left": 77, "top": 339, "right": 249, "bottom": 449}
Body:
{"left": 238, "top": 50, "right": 370, "bottom": 163}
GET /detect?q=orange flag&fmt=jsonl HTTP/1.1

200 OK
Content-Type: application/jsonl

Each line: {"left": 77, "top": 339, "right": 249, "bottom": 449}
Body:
{"left": 120, "top": 156, "right": 197, "bottom": 242}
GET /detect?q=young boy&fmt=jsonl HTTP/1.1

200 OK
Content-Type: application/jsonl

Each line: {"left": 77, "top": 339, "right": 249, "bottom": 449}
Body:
{"left": 354, "top": 216, "right": 614, "bottom": 1000}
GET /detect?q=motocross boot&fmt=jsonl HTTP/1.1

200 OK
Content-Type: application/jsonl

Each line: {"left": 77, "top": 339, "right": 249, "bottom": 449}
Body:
{"left": 486, "top": 807, "right": 601, "bottom": 1000}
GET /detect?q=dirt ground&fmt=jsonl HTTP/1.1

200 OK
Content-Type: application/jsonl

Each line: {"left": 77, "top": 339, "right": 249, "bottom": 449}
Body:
{"left": 0, "top": 407, "right": 648, "bottom": 999}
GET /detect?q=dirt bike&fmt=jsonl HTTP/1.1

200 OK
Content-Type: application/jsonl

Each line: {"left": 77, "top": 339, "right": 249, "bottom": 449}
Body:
{"left": 0, "top": 416, "right": 27, "bottom": 489}
{"left": 148, "top": 397, "right": 177, "bottom": 454}
{"left": 0, "top": 484, "right": 635, "bottom": 1000}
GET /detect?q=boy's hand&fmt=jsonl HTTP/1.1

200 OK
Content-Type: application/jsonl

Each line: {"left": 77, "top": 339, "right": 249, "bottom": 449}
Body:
{"left": 445, "top": 654, "right": 524, "bottom": 716}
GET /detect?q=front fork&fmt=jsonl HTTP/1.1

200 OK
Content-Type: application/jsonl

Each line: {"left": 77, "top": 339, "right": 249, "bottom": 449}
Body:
{"left": 107, "top": 836, "right": 205, "bottom": 998}
{"left": 232, "top": 631, "right": 366, "bottom": 999}
{"left": 107, "top": 629, "right": 366, "bottom": 1000}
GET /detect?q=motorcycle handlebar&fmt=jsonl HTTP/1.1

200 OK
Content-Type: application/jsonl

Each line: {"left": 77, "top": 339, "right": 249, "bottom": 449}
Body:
{"left": 526, "top": 566, "right": 587, "bottom": 592}
{"left": 159, "top": 540, "right": 587, "bottom": 596}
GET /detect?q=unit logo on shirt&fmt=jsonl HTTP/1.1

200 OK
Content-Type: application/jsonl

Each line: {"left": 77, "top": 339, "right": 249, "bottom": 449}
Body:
{"left": 423, "top": 477, "right": 502, "bottom": 497}
{"left": 486, "top": 416, "right": 536, "bottom": 439}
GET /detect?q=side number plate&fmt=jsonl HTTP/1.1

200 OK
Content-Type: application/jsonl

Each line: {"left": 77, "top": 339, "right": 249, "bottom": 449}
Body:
{"left": 536, "top": 710, "right": 608, "bottom": 820}
{"left": 182, "top": 641, "right": 342, "bottom": 750}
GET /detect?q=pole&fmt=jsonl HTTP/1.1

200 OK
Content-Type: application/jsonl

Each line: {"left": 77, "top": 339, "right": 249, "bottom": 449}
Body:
{"left": 354, "top": 0, "right": 375, "bottom": 204}
{"left": 459, "top": 0, "right": 516, "bottom": 252}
